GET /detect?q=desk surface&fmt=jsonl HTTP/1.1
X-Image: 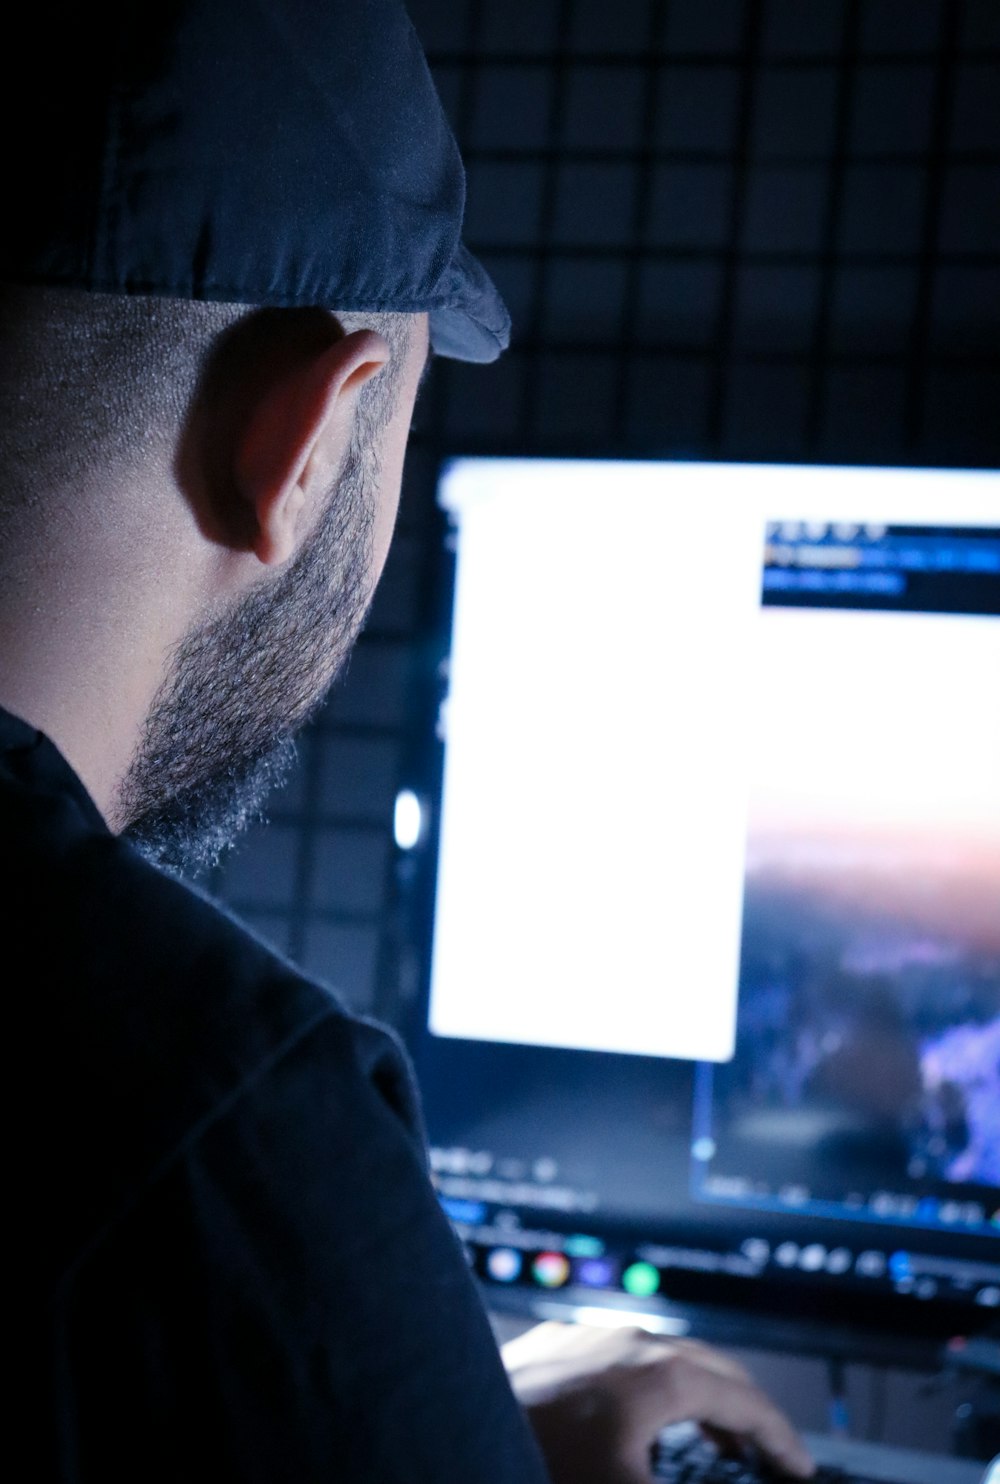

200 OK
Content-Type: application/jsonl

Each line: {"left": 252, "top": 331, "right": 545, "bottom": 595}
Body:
{"left": 805, "top": 1430, "right": 986, "bottom": 1484}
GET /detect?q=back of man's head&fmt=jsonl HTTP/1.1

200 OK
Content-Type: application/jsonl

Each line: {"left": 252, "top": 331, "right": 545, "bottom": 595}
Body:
{"left": 0, "top": 0, "right": 508, "bottom": 872}
{"left": 0, "top": 0, "right": 507, "bottom": 514}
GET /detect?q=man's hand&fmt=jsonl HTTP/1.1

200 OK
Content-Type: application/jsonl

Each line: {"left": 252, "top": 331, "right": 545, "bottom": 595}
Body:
{"left": 502, "top": 1320, "right": 815, "bottom": 1484}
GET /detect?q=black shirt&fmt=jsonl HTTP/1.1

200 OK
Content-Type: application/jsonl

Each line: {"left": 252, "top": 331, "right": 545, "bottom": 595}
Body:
{"left": 7, "top": 709, "right": 549, "bottom": 1481}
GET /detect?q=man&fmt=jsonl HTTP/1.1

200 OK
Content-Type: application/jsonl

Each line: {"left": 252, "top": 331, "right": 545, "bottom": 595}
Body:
{"left": 7, "top": 3, "right": 814, "bottom": 1479}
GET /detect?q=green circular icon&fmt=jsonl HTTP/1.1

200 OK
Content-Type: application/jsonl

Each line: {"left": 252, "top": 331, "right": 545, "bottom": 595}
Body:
{"left": 622, "top": 1261, "right": 660, "bottom": 1298}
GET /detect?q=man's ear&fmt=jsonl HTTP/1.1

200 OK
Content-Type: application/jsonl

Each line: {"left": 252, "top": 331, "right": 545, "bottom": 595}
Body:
{"left": 234, "top": 328, "right": 390, "bottom": 567}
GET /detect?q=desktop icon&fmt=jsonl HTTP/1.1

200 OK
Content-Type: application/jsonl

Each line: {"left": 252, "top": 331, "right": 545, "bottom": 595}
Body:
{"left": 486, "top": 1247, "right": 523, "bottom": 1283}
{"left": 575, "top": 1257, "right": 618, "bottom": 1289}
{"left": 741, "top": 1238, "right": 770, "bottom": 1267}
{"left": 532, "top": 1252, "right": 571, "bottom": 1288}
{"left": 622, "top": 1261, "right": 660, "bottom": 1298}
{"left": 774, "top": 1242, "right": 800, "bottom": 1269}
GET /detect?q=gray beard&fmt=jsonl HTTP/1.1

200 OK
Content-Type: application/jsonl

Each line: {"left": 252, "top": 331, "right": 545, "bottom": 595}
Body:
{"left": 119, "top": 441, "right": 375, "bottom": 879}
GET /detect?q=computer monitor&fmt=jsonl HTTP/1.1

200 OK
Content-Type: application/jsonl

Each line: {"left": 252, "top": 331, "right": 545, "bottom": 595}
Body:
{"left": 401, "top": 458, "right": 1000, "bottom": 1368}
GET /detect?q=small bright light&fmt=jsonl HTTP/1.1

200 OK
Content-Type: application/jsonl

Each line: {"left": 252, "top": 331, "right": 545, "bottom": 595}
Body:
{"left": 557, "top": 1306, "right": 689, "bottom": 1337}
{"left": 394, "top": 790, "right": 423, "bottom": 850}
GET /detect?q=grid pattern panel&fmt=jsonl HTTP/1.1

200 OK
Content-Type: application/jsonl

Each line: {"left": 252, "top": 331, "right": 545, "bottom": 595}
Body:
{"left": 211, "top": 0, "right": 1000, "bottom": 1023}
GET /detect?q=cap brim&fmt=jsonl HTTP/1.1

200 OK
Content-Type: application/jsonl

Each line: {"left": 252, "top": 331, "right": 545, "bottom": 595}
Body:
{"left": 429, "top": 244, "right": 511, "bottom": 363}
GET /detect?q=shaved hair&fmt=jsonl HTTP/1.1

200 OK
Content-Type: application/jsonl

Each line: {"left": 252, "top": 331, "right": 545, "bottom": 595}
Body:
{"left": 0, "top": 284, "right": 414, "bottom": 526}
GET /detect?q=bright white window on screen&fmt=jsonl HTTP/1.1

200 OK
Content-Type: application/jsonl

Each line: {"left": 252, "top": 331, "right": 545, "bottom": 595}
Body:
{"left": 426, "top": 460, "right": 999, "bottom": 1065}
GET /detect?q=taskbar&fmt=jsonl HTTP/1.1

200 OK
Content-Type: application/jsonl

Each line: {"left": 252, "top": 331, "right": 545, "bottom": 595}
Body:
{"left": 439, "top": 1198, "right": 1000, "bottom": 1335}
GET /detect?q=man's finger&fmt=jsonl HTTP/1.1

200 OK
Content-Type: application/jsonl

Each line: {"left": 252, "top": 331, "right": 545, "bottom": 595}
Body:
{"left": 664, "top": 1361, "right": 814, "bottom": 1478}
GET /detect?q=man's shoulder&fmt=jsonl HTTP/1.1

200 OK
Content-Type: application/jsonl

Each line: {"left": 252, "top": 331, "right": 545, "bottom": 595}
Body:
{"left": 15, "top": 730, "right": 548, "bottom": 1484}
{"left": 3, "top": 717, "right": 416, "bottom": 1289}
{"left": 46, "top": 851, "right": 419, "bottom": 1292}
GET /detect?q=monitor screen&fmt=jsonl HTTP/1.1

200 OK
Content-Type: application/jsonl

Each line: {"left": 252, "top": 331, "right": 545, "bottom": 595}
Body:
{"left": 405, "top": 458, "right": 1000, "bottom": 1358}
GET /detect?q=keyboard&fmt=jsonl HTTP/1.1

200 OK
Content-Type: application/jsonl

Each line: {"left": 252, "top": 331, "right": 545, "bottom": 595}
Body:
{"left": 653, "top": 1425, "right": 865, "bottom": 1484}
{"left": 651, "top": 1422, "right": 985, "bottom": 1484}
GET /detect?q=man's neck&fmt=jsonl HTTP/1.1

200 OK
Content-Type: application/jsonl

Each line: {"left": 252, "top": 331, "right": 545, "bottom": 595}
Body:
{"left": 0, "top": 550, "right": 199, "bottom": 827}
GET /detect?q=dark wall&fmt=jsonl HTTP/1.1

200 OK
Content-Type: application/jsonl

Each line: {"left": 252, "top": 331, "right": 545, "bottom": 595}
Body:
{"left": 209, "top": 0, "right": 1000, "bottom": 1022}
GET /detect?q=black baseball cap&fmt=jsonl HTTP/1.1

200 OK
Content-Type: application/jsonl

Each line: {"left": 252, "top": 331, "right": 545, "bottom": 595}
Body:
{"left": 1, "top": 0, "right": 508, "bottom": 363}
